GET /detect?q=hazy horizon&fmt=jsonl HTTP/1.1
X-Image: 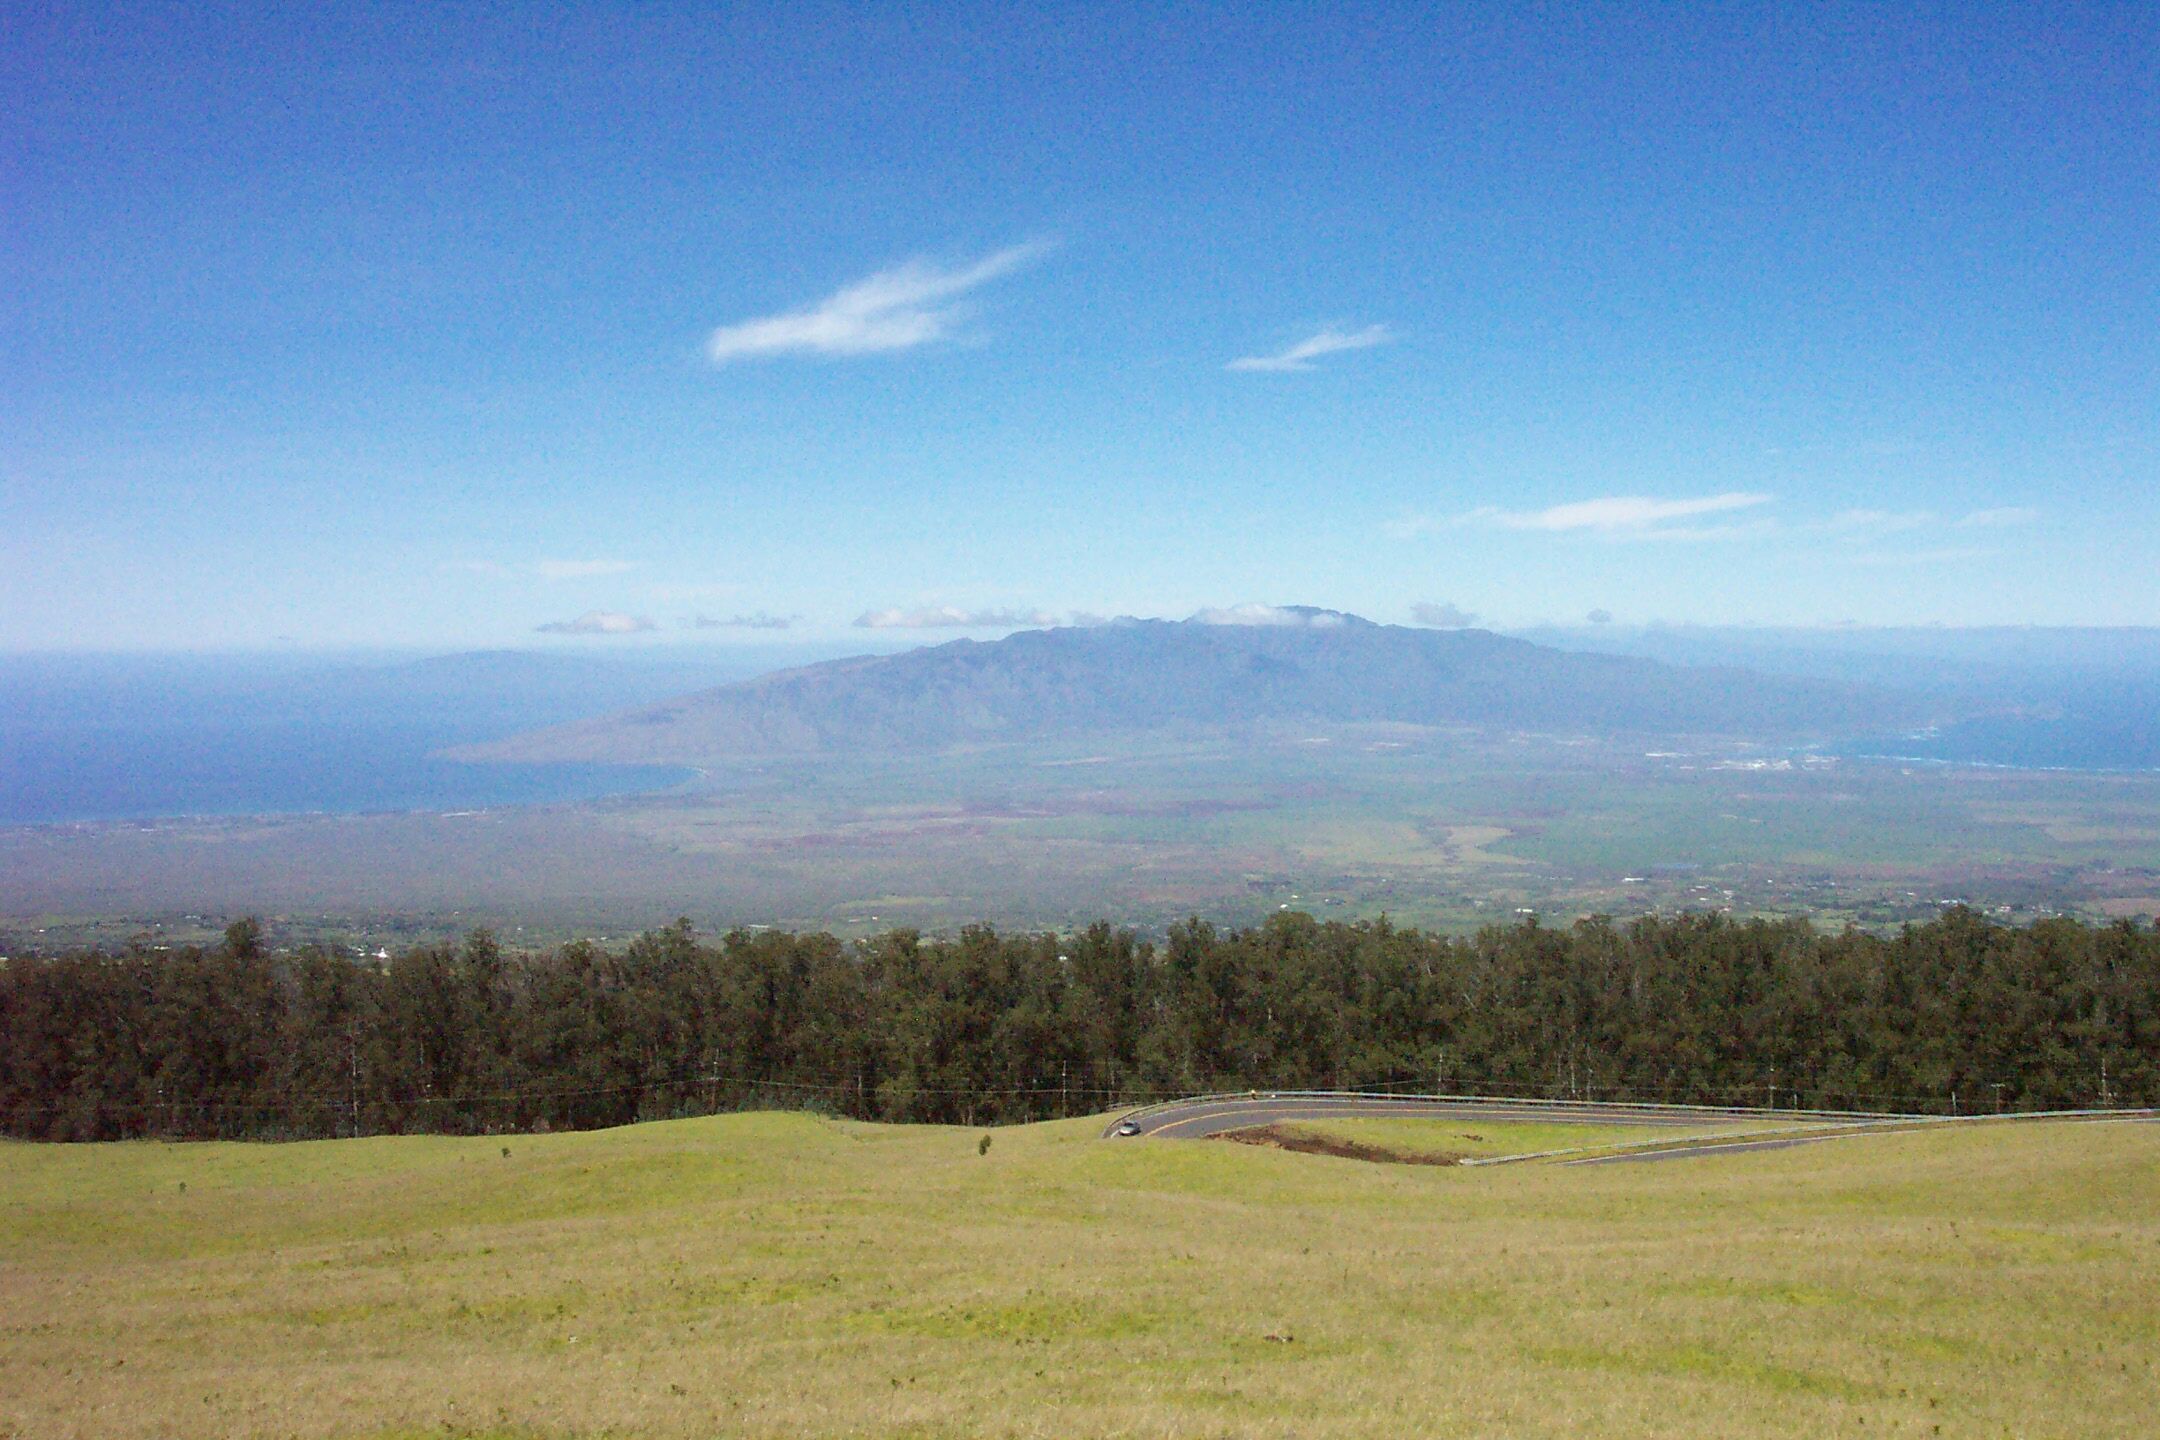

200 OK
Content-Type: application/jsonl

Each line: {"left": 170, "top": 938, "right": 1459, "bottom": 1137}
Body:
{"left": 9, "top": 613, "right": 2160, "bottom": 831}
{"left": 11, "top": 611, "right": 2160, "bottom": 662}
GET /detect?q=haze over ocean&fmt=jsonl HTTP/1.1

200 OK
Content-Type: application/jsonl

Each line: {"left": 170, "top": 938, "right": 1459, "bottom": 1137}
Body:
{"left": 6, "top": 629, "right": 2157, "bottom": 826}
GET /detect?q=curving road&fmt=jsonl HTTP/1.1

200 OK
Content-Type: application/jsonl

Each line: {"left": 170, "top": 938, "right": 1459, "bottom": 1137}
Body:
{"left": 1105, "top": 1093, "right": 1866, "bottom": 1142}
{"left": 1106, "top": 1094, "right": 2160, "bottom": 1164}
{"left": 1566, "top": 1132, "right": 1861, "bottom": 1164}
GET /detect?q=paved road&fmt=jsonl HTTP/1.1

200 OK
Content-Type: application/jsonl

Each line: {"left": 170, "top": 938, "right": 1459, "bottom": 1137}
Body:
{"left": 1109, "top": 1095, "right": 2160, "bottom": 1164}
{"left": 1567, "top": 1133, "right": 1853, "bottom": 1164}
{"left": 1572, "top": 1110, "right": 2158, "bottom": 1164}
{"left": 1105, "top": 1093, "right": 1857, "bottom": 1142}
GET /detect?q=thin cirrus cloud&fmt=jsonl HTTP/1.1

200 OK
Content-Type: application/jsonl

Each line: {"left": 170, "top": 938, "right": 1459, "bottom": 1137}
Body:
{"left": 1227, "top": 323, "right": 1391, "bottom": 373}
{"left": 690, "top": 611, "right": 796, "bottom": 631}
{"left": 1481, "top": 493, "right": 1774, "bottom": 533}
{"left": 706, "top": 243, "right": 1048, "bottom": 364}
{"left": 854, "top": 605, "right": 1060, "bottom": 629}
{"left": 535, "top": 610, "right": 655, "bottom": 636}
{"left": 1390, "top": 496, "right": 2039, "bottom": 547}
{"left": 1387, "top": 492, "right": 1773, "bottom": 542}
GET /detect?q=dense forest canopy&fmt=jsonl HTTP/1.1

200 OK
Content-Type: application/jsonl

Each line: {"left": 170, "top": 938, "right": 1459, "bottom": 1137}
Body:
{"left": 4, "top": 909, "right": 2156, "bottom": 1141}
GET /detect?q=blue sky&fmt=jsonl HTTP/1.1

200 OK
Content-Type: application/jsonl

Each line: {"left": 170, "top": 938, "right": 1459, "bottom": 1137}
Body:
{"left": 5, "top": 2, "right": 2154, "bottom": 650}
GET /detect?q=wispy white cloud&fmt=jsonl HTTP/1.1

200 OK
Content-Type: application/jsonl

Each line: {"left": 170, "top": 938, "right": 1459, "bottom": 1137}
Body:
{"left": 1391, "top": 495, "right": 2040, "bottom": 552}
{"left": 1483, "top": 493, "right": 1773, "bottom": 533}
{"left": 1410, "top": 601, "right": 1479, "bottom": 628}
{"left": 706, "top": 243, "right": 1048, "bottom": 364}
{"left": 1227, "top": 324, "right": 1391, "bottom": 373}
{"left": 690, "top": 611, "right": 796, "bottom": 631}
{"left": 536, "top": 610, "right": 655, "bottom": 635}
{"left": 1390, "top": 493, "right": 1774, "bottom": 542}
{"left": 1190, "top": 604, "right": 1349, "bottom": 628}
{"left": 854, "top": 605, "right": 1059, "bottom": 629}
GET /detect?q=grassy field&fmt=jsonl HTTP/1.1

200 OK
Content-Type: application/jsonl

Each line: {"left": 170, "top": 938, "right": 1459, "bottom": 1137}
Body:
{"left": 4, "top": 1112, "right": 2156, "bottom": 1438}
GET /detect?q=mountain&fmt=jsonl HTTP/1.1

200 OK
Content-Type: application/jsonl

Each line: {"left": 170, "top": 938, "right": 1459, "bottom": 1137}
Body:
{"left": 450, "top": 609, "right": 1924, "bottom": 765}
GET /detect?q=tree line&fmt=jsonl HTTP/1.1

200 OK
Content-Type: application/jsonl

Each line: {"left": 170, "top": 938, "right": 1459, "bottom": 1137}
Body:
{"left": 3, "top": 908, "right": 2157, "bottom": 1141}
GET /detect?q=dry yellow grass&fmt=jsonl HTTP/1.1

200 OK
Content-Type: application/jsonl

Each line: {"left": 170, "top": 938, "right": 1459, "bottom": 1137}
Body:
{"left": 3, "top": 1112, "right": 2156, "bottom": 1438}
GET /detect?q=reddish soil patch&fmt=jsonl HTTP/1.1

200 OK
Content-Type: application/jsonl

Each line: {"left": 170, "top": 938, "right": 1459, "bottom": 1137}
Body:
{"left": 1216, "top": 1123, "right": 1464, "bottom": 1166}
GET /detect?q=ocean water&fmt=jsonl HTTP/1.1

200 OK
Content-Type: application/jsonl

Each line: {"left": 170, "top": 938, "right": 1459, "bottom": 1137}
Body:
{"left": 3, "top": 719, "right": 694, "bottom": 824}
{"left": 1837, "top": 683, "right": 2160, "bottom": 773}
{"left": 1524, "top": 626, "right": 2160, "bottom": 774}
{"left": 1839, "top": 717, "right": 2159, "bottom": 773}
{"left": 0, "top": 647, "right": 857, "bottom": 825}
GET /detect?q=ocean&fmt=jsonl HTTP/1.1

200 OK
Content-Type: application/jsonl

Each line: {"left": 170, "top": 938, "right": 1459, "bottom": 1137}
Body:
{"left": 1836, "top": 682, "right": 2160, "bottom": 773}
{"left": 0, "top": 647, "right": 863, "bottom": 825}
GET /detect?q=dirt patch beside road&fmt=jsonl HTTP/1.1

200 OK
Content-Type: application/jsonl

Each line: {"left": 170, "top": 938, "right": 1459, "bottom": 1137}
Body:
{"left": 1217, "top": 1123, "right": 1465, "bottom": 1166}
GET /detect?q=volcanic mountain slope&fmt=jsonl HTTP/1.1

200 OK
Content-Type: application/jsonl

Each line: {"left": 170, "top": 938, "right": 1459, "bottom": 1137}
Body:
{"left": 456, "top": 610, "right": 1921, "bottom": 764}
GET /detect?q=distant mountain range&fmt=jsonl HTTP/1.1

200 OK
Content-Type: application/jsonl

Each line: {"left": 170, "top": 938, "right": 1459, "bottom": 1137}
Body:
{"left": 452, "top": 609, "right": 1923, "bottom": 765}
